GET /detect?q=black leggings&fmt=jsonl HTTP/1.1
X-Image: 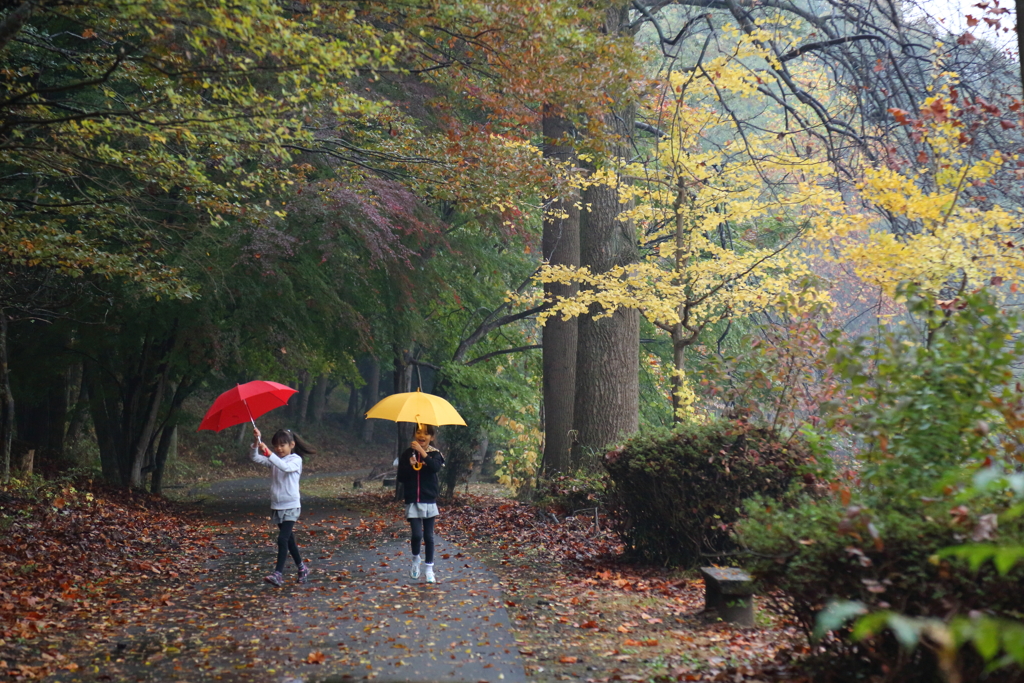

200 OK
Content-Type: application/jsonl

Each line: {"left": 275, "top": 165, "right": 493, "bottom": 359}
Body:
{"left": 409, "top": 517, "right": 436, "bottom": 564}
{"left": 275, "top": 521, "right": 302, "bottom": 573}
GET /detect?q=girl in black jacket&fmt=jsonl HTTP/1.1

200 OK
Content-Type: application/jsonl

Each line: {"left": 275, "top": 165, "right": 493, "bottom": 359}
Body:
{"left": 396, "top": 424, "right": 444, "bottom": 583}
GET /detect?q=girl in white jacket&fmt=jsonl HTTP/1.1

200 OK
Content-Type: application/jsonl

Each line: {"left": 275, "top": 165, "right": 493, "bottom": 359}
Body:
{"left": 251, "top": 427, "right": 317, "bottom": 586}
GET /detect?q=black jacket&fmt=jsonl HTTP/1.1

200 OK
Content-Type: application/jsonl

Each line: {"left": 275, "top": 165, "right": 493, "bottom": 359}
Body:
{"left": 396, "top": 446, "right": 444, "bottom": 504}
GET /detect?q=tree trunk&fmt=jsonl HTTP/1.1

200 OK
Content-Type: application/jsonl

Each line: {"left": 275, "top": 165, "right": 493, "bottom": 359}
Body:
{"left": 670, "top": 182, "right": 691, "bottom": 423}
{"left": 84, "top": 323, "right": 179, "bottom": 487}
{"left": 51, "top": 362, "right": 70, "bottom": 464}
{"left": 573, "top": 109, "right": 640, "bottom": 462}
{"left": 1017, "top": 0, "right": 1024, "bottom": 96}
{"left": 361, "top": 357, "right": 380, "bottom": 442}
{"left": 64, "top": 363, "right": 88, "bottom": 445}
{"left": 344, "top": 382, "right": 359, "bottom": 429}
{"left": 671, "top": 328, "right": 690, "bottom": 421}
{"left": 16, "top": 379, "right": 70, "bottom": 475}
{"left": 541, "top": 111, "right": 580, "bottom": 475}
{"left": 571, "top": 3, "right": 640, "bottom": 463}
{"left": 150, "top": 424, "right": 177, "bottom": 495}
{"left": 84, "top": 356, "right": 120, "bottom": 483}
{"left": 0, "top": 312, "right": 13, "bottom": 483}
{"left": 393, "top": 352, "right": 413, "bottom": 500}
{"left": 393, "top": 353, "right": 413, "bottom": 456}
{"left": 129, "top": 360, "right": 169, "bottom": 488}
{"left": 150, "top": 377, "right": 198, "bottom": 494}
{"left": 294, "top": 370, "right": 311, "bottom": 426}
{"left": 311, "top": 373, "right": 328, "bottom": 424}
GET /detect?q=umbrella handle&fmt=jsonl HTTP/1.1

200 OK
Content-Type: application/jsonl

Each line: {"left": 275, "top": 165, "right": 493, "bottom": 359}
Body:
{"left": 411, "top": 419, "right": 424, "bottom": 469}
{"left": 243, "top": 398, "right": 261, "bottom": 437}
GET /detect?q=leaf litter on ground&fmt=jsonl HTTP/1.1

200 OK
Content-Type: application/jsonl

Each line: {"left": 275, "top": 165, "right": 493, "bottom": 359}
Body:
{"left": 349, "top": 488, "right": 811, "bottom": 683}
{"left": 0, "top": 475, "right": 387, "bottom": 681}
{"left": 3, "top": 475, "right": 809, "bottom": 682}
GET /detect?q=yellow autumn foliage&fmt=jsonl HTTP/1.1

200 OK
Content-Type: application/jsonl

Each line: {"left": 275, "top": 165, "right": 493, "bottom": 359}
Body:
{"left": 812, "top": 84, "right": 1024, "bottom": 297}
{"left": 536, "top": 28, "right": 837, "bottom": 334}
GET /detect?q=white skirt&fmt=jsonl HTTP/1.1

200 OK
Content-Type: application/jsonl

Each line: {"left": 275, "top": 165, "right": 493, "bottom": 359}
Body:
{"left": 406, "top": 503, "right": 439, "bottom": 519}
{"left": 271, "top": 507, "right": 301, "bottom": 524}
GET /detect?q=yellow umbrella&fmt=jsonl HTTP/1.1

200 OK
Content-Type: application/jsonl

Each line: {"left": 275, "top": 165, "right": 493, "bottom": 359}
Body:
{"left": 365, "top": 387, "right": 467, "bottom": 427}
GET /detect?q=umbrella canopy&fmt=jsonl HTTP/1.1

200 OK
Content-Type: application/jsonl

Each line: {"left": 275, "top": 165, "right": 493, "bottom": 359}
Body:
{"left": 198, "top": 380, "right": 298, "bottom": 432}
{"left": 365, "top": 388, "right": 466, "bottom": 427}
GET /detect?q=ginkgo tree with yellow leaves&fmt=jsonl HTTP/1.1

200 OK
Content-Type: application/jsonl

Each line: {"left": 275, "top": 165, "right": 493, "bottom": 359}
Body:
{"left": 533, "top": 25, "right": 838, "bottom": 420}
{"left": 812, "top": 80, "right": 1024, "bottom": 299}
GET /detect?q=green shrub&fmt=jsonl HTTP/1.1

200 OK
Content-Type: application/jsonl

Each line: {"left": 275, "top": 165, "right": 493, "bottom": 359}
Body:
{"left": 737, "top": 491, "right": 1024, "bottom": 681}
{"left": 604, "top": 420, "right": 823, "bottom": 567}
{"left": 735, "top": 287, "right": 1024, "bottom": 681}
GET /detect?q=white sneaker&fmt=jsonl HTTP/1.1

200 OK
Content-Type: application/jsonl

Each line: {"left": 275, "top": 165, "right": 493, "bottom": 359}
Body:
{"left": 424, "top": 563, "right": 435, "bottom": 584}
{"left": 410, "top": 555, "right": 422, "bottom": 579}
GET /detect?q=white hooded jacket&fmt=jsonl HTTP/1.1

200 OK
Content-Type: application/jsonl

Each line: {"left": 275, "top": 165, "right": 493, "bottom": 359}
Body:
{"left": 251, "top": 447, "right": 303, "bottom": 510}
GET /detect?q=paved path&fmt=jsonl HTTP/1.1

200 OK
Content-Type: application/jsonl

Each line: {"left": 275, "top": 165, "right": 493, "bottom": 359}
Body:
{"left": 56, "top": 475, "right": 528, "bottom": 683}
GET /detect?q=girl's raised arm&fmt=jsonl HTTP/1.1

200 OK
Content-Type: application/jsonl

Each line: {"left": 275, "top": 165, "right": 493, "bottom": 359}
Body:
{"left": 267, "top": 454, "right": 302, "bottom": 473}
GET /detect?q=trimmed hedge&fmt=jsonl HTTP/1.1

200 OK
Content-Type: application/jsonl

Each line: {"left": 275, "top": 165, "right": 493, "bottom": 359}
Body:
{"left": 604, "top": 419, "right": 820, "bottom": 567}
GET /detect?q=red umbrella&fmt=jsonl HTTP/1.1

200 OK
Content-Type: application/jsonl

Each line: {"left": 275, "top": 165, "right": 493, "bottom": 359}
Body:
{"left": 197, "top": 380, "right": 298, "bottom": 432}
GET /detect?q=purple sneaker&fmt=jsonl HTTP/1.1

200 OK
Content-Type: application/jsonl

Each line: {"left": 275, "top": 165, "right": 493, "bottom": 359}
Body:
{"left": 297, "top": 563, "right": 310, "bottom": 583}
{"left": 264, "top": 571, "right": 284, "bottom": 587}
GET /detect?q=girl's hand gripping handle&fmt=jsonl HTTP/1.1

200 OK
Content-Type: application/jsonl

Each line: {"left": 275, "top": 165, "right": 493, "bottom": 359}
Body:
{"left": 410, "top": 441, "right": 425, "bottom": 470}
{"left": 254, "top": 427, "right": 271, "bottom": 457}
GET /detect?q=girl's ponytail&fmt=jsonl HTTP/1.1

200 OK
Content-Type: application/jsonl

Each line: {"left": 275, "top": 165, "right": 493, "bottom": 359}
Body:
{"left": 291, "top": 431, "right": 317, "bottom": 456}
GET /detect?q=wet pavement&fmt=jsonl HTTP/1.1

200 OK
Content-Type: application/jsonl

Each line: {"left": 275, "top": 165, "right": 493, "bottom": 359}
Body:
{"left": 53, "top": 475, "right": 528, "bottom": 683}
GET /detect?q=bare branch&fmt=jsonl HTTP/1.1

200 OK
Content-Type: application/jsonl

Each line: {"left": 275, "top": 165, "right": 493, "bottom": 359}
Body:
{"left": 635, "top": 121, "right": 667, "bottom": 137}
{"left": 778, "top": 34, "right": 886, "bottom": 63}
{"left": 452, "top": 303, "right": 548, "bottom": 364}
{"left": 464, "top": 344, "right": 542, "bottom": 367}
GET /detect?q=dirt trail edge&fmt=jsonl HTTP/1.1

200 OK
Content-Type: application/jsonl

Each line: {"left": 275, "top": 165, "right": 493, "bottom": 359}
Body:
{"left": 51, "top": 475, "right": 529, "bottom": 683}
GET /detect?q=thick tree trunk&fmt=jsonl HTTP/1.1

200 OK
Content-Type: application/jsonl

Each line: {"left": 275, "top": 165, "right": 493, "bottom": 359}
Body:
{"left": 571, "top": 3, "right": 640, "bottom": 462}
{"left": 574, "top": 309, "right": 639, "bottom": 460}
{"left": 311, "top": 373, "right": 328, "bottom": 424}
{"left": 541, "top": 112, "right": 580, "bottom": 475}
{"left": 0, "top": 312, "right": 13, "bottom": 483}
{"left": 361, "top": 357, "right": 380, "bottom": 442}
{"left": 573, "top": 110, "right": 639, "bottom": 462}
